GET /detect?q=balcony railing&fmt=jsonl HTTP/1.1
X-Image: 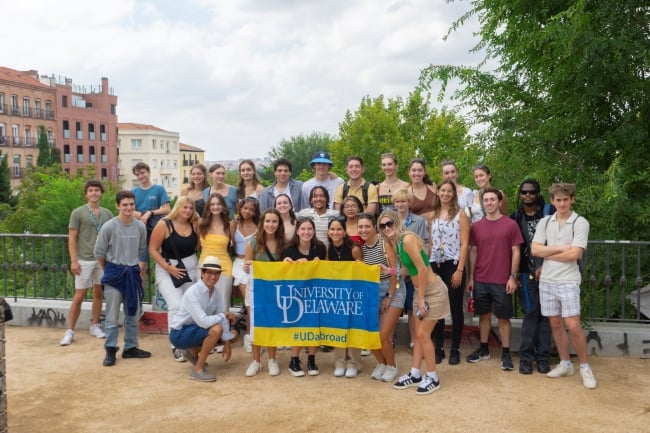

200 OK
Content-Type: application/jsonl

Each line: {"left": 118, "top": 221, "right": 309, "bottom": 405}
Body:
{"left": 0, "top": 105, "right": 55, "bottom": 120}
{"left": 1, "top": 234, "right": 649, "bottom": 323}
{"left": 0, "top": 136, "right": 53, "bottom": 148}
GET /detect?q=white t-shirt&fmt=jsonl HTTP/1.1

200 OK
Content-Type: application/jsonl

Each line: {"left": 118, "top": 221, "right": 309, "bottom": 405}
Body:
{"left": 301, "top": 176, "right": 344, "bottom": 210}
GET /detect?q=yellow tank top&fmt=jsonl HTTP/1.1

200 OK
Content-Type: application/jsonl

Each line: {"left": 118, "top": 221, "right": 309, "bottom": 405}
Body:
{"left": 199, "top": 233, "right": 233, "bottom": 276}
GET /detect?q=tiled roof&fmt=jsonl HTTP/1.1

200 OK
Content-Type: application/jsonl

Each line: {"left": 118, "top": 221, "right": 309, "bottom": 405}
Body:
{"left": 180, "top": 143, "right": 205, "bottom": 152}
{"left": 0, "top": 66, "right": 52, "bottom": 89}
{"left": 118, "top": 122, "right": 169, "bottom": 132}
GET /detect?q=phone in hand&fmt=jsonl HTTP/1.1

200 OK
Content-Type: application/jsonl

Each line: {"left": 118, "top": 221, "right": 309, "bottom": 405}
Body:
{"left": 415, "top": 301, "right": 429, "bottom": 320}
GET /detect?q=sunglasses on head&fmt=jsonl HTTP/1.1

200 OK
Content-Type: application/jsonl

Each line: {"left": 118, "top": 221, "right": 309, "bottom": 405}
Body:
{"left": 378, "top": 220, "right": 395, "bottom": 230}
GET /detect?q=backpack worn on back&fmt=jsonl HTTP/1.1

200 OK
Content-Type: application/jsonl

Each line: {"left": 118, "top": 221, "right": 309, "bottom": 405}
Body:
{"left": 342, "top": 181, "right": 380, "bottom": 216}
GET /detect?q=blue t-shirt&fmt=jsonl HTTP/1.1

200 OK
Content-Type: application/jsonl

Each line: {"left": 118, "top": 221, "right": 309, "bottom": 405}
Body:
{"left": 132, "top": 184, "right": 169, "bottom": 213}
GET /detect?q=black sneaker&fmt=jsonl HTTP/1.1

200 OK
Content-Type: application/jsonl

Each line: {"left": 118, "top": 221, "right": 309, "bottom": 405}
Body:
{"left": 501, "top": 352, "right": 514, "bottom": 371}
{"left": 415, "top": 375, "right": 441, "bottom": 395}
{"left": 435, "top": 348, "right": 446, "bottom": 364}
{"left": 307, "top": 357, "right": 319, "bottom": 376}
{"left": 519, "top": 360, "right": 533, "bottom": 374}
{"left": 288, "top": 357, "right": 305, "bottom": 377}
{"left": 536, "top": 360, "right": 551, "bottom": 374}
{"left": 103, "top": 347, "right": 118, "bottom": 366}
{"left": 393, "top": 373, "right": 422, "bottom": 390}
{"left": 448, "top": 349, "right": 461, "bottom": 365}
{"left": 466, "top": 347, "right": 490, "bottom": 363}
{"left": 122, "top": 347, "right": 152, "bottom": 359}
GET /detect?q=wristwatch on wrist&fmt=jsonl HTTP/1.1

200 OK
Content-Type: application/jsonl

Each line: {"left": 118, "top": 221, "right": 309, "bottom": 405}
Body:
{"left": 510, "top": 272, "right": 520, "bottom": 279}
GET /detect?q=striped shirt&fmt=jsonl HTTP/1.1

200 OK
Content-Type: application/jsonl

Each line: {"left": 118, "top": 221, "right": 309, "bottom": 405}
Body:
{"left": 361, "top": 236, "right": 391, "bottom": 280}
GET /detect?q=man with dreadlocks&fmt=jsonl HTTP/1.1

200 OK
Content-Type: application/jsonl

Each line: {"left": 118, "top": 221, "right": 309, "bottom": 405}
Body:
{"left": 511, "top": 179, "right": 554, "bottom": 375}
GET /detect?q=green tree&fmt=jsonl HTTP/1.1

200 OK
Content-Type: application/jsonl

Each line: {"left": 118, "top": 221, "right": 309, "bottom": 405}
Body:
{"left": 267, "top": 132, "right": 337, "bottom": 181}
{"left": 420, "top": 0, "right": 650, "bottom": 239}
{"left": 0, "top": 166, "right": 118, "bottom": 234}
{"left": 0, "top": 151, "right": 11, "bottom": 204}
{"left": 332, "top": 88, "right": 481, "bottom": 184}
{"left": 36, "top": 125, "right": 52, "bottom": 167}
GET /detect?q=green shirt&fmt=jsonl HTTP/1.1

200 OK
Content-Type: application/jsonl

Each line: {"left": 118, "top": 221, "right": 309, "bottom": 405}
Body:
{"left": 69, "top": 205, "right": 114, "bottom": 261}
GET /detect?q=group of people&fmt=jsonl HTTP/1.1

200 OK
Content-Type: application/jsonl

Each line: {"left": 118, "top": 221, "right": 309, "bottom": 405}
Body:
{"left": 59, "top": 152, "right": 596, "bottom": 391}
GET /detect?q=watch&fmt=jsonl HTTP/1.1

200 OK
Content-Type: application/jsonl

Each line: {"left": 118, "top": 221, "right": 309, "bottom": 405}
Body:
{"left": 510, "top": 272, "right": 520, "bottom": 279}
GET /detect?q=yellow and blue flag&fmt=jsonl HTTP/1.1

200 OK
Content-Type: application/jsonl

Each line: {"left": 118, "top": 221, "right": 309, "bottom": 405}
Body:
{"left": 250, "top": 260, "right": 380, "bottom": 349}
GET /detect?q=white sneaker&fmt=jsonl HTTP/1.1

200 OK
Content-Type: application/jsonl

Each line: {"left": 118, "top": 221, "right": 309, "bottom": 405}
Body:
{"left": 333, "top": 367, "right": 346, "bottom": 377}
{"left": 547, "top": 363, "right": 575, "bottom": 378}
{"left": 60, "top": 329, "right": 74, "bottom": 346}
{"left": 89, "top": 324, "right": 106, "bottom": 339}
{"left": 381, "top": 365, "right": 399, "bottom": 382}
{"left": 243, "top": 334, "right": 253, "bottom": 353}
{"left": 268, "top": 359, "right": 280, "bottom": 376}
{"left": 345, "top": 367, "right": 358, "bottom": 378}
{"left": 580, "top": 366, "right": 597, "bottom": 389}
{"left": 360, "top": 349, "right": 371, "bottom": 356}
{"left": 245, "top": 360, "right": 262, "bottom": 377}
{"left": 370, "top": 363, "right": 386, "bottom": 380}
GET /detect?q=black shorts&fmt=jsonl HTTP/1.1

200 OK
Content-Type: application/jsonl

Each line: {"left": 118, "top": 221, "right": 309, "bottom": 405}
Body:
{"left": 473, "top": 281, "right": 513, "bottom": 319}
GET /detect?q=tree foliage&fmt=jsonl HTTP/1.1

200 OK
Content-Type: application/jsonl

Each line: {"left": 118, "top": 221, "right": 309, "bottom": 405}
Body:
{"left": 420, "top": 0, "right": 650, "bottom": 239}
{"left": 331, "top": 88, "right": 482, "bottom": 184}
{"left": 0, "top": 166, "right": 118, "bottom": 234}
{"left": 36, "top": 125, "right": 53, "bottom": 167}
{"left": 0, "top": 151, "right": 11, "bottom": 204}
{"left": 267, "top": 132, "right": 337, "bottom": 181}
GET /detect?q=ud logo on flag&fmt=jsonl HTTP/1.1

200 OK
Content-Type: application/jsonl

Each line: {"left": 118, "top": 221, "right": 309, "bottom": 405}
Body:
{"left": 249, "top": 261, "right": 381, "bottom": 349}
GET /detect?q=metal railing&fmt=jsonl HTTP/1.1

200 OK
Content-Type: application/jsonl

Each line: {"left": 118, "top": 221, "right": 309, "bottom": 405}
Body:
{"left": 0, "top": 234, "right": 649, "bottom": 323}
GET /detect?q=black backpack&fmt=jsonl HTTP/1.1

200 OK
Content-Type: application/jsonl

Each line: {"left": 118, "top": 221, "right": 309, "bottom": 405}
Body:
{"left": 342, "top": 181, "right": 380, "bottom": 216}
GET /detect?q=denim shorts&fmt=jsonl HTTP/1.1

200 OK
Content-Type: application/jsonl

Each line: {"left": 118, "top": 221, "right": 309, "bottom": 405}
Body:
{"left": 169, "top": 324, "right": 208, "bottom": 349}
{"left": 378, "top": 278, "right": 406, "bottom": 309}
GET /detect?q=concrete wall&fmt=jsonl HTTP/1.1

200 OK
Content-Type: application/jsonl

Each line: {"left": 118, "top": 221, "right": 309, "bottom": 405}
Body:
{"left": 5, "top": 298, "right": 650, "bottom": 358}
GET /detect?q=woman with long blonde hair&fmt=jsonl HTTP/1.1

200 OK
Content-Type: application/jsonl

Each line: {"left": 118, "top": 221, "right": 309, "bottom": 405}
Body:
{"left": 379, "top": 209, "right": 450, "bottom": 395}
{"left": 149, "top": 196, "right": 200, "bottom": 362}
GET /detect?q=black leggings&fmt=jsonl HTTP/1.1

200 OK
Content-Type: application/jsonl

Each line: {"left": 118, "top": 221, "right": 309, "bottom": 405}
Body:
{"left": 431, "top": 260, "right": 465, "bottom": 350}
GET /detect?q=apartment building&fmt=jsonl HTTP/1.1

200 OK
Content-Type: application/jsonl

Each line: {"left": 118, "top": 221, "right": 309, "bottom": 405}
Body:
{"left": 179, "top": 143, "right": 206, "bottom": 186}
{"left": 0, "top": 66, "right": 119, "bottom": 189}
{"left": 0, "top": 67, "right": 57, "bottom": 188}
{"left": 118, "top": 122, "right": 180, "bottom": 198}
{"left": 55, "top": 76, "right": 118, "bottom": 182}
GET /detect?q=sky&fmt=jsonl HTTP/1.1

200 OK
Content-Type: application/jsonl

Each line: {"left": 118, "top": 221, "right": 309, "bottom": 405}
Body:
{"left": 3, "top": 0, "right": 483, "bottom": 161}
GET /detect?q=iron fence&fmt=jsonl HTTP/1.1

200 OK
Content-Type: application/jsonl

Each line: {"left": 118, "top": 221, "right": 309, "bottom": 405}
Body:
{"left": 0, "top": 234, "right": 649, "bottom": 323}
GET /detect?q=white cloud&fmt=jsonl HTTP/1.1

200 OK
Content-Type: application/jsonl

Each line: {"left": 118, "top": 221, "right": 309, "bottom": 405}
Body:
{"left": 2, "top": 0, "right": 483, "bottom": 160}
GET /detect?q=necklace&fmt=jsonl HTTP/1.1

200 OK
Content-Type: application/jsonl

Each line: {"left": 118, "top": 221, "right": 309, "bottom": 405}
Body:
{"left": 86, "top": 205, "right": 103, "bottom": 240}
{"left": 332, "top": 243, "right": 344, "bottom": 260}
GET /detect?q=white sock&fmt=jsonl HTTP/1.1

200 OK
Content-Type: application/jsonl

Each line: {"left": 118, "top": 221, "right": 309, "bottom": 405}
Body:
{"left": 560, "top": 360, "right": 572, "bottom": 367}
{"left": 426, "top": 371, "right": 439, "bottom": 381}
{"left": 580, "top": 363, "right": 590, "bottom": 370}
{"left": 410, "top": 368, "right": 421, "bottom": 378}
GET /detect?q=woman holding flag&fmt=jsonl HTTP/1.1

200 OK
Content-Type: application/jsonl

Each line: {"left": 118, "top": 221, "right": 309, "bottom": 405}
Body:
{"left": 358, "top": 212, "right": 403, "bottom": 383}
{"left": 326, "top": 217, "right": 363, "bottom": 378}
{"left": 242, "top": 208, "right": 285, "bottom": 377}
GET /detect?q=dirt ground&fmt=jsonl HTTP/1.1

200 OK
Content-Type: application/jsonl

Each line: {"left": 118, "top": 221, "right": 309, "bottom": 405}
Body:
{"left": 4, "top": 326, "right": 649, "bottom": 433}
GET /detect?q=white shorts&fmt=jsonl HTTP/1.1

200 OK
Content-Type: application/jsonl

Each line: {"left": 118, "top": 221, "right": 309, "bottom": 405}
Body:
{"left": 232, "top": 257, "right": 249, "bottom": 286}
{"left": 540, "top": 281, "right": 581, "bottom": 317}
{"left": 75, "top": 260, "right": 103, "bottom": 289}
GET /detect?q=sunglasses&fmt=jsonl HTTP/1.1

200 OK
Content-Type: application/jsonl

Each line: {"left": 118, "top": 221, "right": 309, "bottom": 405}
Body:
{"left": 378, "top": 220, "right": 395, "bottom": 230}
{"left": 520, "top": 190, "right": 538, "bottom": 195}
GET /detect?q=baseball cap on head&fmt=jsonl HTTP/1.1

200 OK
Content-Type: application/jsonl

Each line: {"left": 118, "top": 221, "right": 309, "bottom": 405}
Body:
{"left": 310, "top": 151, "right": 333, "bottom": 167}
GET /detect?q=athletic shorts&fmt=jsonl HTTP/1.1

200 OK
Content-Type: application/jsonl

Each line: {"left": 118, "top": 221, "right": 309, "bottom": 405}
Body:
{"left": 473, "top": 281, "right": 513, "bottom": 319}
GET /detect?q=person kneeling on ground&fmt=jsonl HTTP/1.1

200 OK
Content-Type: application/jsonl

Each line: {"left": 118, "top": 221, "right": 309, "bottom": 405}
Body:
{"left": 169, "top": 256, "right": 239, "bottom": 382}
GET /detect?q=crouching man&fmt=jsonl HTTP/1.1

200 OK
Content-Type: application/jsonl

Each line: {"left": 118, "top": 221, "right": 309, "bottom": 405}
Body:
{"left": 169, "top": 256, "right": 239, "bottom": 382}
